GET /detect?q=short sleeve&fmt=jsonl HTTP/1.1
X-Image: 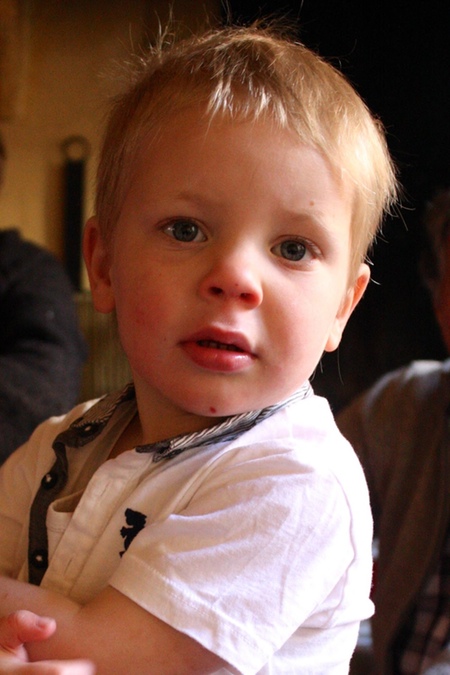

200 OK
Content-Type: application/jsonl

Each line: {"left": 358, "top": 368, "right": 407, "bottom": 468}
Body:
{"left": 110, "top": 438, "right": 370, "bottom": 674}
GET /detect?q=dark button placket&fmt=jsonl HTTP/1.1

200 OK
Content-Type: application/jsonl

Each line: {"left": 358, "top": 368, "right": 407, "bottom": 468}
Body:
{"left": 28, "top": 441, "right": 68, "bottom": 585}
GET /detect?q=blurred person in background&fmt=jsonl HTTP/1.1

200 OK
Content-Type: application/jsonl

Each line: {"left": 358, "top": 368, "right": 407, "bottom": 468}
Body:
{"left": 338, "top": 187, "right": 450, "bottom": 675}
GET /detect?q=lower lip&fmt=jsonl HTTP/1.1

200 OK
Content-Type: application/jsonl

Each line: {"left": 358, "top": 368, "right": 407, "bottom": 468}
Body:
{"left": 181, "top": 341, "right": 254, "bottom": 372}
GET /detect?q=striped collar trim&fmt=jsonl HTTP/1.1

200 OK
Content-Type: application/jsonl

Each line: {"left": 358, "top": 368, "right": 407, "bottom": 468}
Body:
{"left": 53, "top": 381, "right": 312, "bottom": 462}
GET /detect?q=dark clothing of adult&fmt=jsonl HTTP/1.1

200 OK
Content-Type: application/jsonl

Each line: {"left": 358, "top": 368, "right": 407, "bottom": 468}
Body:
{"left": 0, "top": 229, "right": 86, "bottom": 462}
{"left": 337, "top": 360, "right": 450, "bottom": 674}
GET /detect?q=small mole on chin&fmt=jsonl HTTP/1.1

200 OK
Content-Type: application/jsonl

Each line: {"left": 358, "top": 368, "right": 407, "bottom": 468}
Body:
{"left": 210, "top": 407, "right": 217, "bottom": 414}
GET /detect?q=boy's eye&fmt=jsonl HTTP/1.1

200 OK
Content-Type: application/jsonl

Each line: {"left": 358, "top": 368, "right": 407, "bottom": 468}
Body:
{"left": 273, "top": 239, "right": 309, "bottom": 262}
{"left": 164, "top": 219, "right": 206, "bottom": 243}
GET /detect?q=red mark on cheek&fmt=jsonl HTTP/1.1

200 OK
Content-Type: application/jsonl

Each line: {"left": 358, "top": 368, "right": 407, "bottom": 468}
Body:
{"left": 210, "top": 407, "right": 217, "bottom": 414}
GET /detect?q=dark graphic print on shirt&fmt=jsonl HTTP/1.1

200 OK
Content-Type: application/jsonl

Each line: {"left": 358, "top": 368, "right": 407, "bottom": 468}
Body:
{"left": 120, "top": 508, "right": 147, "bottom": 557}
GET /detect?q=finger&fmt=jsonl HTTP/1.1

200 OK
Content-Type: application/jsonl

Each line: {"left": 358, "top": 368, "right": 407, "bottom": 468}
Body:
{"left": 1, "top": 612, "right": 56, "bottom": 650}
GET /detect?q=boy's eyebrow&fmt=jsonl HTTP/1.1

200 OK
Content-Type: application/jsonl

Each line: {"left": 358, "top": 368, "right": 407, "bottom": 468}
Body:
{"left": 171, "top": 188, "right": 234, "bottom": 207}
{"left": 172, "top": 189, "right": 205, "bottom": 203}
{"left": 173, "top": 189, "right": 329, "bottom": 217}
{"left": 172, "top": 190, "right": 342, "bottom": 228}
{"left": 282, "top": 215, "right": 346, "bottom": 250}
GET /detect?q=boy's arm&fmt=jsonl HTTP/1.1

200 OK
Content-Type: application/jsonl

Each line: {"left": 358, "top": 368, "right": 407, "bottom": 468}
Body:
{"left": 0, "top": 578, "right": 226, "bottom": 674}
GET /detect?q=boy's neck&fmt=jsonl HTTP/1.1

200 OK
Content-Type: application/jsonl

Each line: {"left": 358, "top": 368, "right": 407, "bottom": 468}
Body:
{"left": 109, "top": 407, "right": 226, "bottom": 459}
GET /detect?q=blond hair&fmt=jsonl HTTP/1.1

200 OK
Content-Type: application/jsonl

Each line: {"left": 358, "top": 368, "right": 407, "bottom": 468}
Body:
{"left": 96, "top": 24, "right": 397, "bottom": 277}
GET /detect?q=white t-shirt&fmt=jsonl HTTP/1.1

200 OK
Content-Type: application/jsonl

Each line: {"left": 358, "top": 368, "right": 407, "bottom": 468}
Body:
{"left": 0, "top": 389, "right": 373, "bottom": 674}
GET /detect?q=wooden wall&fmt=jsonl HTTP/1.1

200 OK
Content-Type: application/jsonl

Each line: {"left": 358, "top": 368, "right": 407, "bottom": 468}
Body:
{"left": 0, "top": 0, "right": 220, "bottom": 268}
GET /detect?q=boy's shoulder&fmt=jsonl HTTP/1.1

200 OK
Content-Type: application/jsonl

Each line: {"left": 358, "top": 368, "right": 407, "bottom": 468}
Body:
{"left": 233, "top": 391, "right": 360, "bottom": 479}
{"left": 272, "top": 390, "right": 346, "bottom": 446}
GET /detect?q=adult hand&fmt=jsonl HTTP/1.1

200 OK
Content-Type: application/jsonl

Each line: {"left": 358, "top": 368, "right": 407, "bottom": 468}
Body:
{"left": 0, "top": 611, "right": 95, "bottom": 673}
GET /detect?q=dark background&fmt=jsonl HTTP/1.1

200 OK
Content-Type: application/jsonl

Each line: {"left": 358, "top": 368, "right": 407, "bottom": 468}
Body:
{"left": 223, "top": 0, "right": 450, "bottom": 410}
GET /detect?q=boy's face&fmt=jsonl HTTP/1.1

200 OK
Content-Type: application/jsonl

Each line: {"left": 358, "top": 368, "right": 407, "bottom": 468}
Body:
{"left": 85, "top": 110, "right": 369, "bottom": 438}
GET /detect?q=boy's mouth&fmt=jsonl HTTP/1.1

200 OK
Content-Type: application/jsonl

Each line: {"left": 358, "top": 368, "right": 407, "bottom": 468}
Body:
{"left": 197, "top": 339, "right": 244, "bottom": 353}
{"left": 181, "top": 329, "right": 255, "bottom": 372}
{"left": 184, "top": 327, "right": 253, "bottom": 354}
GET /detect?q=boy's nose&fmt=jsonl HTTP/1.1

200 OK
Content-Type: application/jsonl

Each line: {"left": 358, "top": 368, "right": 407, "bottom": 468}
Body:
{"left": 199, "top": 255, "right": 263, "bottom": 308}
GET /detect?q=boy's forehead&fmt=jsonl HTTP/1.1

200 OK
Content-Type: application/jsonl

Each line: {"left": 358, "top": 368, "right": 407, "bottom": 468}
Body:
{"left": 138, "top": 109, "right": 353, "bottom": 204}
{"left": 133, "top": 108, "right": 315, "bottom": 177}
{"left": 135, "top": 105, "right": 311, "bottom": 167}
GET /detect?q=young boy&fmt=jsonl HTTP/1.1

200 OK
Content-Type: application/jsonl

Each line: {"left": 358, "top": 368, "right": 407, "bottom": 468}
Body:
{"left": 0, "top": 24, "right": 397, "bottom": 674}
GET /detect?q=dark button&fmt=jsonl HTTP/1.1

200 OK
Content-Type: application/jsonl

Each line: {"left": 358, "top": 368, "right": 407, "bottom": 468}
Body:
{"left": 41, "top": 472, "right": 58, "bottom": 490}
{"left": 30, "top": 549, "right": 48, "bottom": 569}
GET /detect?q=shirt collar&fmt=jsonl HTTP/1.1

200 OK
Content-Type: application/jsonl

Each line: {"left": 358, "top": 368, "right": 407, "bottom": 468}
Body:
{"left": 53, "top": 380, "right": 312, "bottom": 462}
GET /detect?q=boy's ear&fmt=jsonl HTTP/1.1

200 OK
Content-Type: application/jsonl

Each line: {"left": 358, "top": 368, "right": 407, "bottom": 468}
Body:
{"left": 83, "top": 216, "right": 115, "bottom": 314}
{"left": 324, "top": 263, "right": 370, "bottom": 353}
